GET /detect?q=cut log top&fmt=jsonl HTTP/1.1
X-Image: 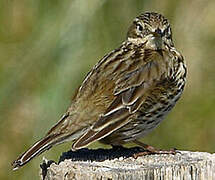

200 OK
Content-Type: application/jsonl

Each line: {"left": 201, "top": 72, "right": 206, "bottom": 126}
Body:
{"left": 40, "top": 149, "right": 215, "bottom": 180}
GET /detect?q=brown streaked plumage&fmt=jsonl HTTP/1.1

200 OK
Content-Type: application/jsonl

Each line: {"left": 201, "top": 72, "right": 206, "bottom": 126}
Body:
{"left": 12, "top": 12, "right": 186, "bottom": 170}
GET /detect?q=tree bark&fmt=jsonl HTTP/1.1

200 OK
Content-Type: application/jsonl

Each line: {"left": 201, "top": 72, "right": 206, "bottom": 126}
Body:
{"left": 40, "top": 150, "right": 215, "bottom": 180}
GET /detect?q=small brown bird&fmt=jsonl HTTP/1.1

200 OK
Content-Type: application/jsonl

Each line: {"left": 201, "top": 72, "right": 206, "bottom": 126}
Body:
{"left": 12, "top": 12, "right": 186, "bottom": 170}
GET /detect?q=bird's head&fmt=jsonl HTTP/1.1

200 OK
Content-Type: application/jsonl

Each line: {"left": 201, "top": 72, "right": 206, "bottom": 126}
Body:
{"left": 127, "top": 12, "right": 174, "bottom": 50}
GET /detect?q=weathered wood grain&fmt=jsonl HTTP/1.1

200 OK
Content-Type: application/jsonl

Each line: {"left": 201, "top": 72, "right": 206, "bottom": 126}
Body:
{"left": 41, "top": 151, "right": 215, "bottom": 180}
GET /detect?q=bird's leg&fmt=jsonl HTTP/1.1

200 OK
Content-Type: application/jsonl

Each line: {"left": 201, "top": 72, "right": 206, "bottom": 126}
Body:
{"left": 132, "top": 140, "right": 177, "bottom": 158}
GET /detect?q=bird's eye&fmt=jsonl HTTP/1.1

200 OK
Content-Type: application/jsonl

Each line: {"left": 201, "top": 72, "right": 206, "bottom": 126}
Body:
{"left": 136, "top": 24, "right": 143, "bottom": 32}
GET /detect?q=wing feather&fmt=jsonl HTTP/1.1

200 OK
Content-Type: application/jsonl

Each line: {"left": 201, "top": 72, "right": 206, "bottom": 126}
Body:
{"left": 72, "top": 49, "right": 170, "bottom": 150}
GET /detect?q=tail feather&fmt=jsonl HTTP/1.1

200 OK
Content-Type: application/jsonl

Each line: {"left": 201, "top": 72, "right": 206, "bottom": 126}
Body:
{"left": 12, "top": 112, "right": 88, "bottom": 170}
{"left": 12, "top": 133, "right": 62, "bottom": 170}
{"left": 12, "top": 113, "right": 73, "bottom": 170}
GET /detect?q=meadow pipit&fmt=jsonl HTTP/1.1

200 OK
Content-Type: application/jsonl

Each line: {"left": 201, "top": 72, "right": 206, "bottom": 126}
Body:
{"left": 12, "top": 12, "right": 187, "bottom": 170}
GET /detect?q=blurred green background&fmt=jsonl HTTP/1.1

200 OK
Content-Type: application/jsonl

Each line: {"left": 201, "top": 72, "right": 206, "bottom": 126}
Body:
{"left": 1, "top": 0, "right": 215, "bottom": 179}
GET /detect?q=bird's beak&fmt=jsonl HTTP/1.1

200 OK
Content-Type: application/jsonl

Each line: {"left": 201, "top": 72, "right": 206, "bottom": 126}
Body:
{"left": 151, "top": 32, "right": 162, "bottom": 38}
{"left": 146, "top": 32, "right": 163, "bottom": 50}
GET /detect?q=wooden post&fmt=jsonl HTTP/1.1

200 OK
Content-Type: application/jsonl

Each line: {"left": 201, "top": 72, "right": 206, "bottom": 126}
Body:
{"left": 40, "top": 149, "right": 215, "bottom": 180}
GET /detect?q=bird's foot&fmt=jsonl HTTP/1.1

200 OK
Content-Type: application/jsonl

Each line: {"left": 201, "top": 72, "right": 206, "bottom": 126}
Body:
{"left": 132, "top": 140, "right": 178, "bottom": 158}
{"left": 133, "top": 148, "right": 178, "bottom": 158}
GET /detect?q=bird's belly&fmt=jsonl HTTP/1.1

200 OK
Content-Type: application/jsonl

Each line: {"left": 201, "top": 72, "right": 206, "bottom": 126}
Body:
{"left": 124, "top": 103, "right": 175, "bottom": 139}
{"left": 100, "top": 91, "right": 182, "bottom": 145}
